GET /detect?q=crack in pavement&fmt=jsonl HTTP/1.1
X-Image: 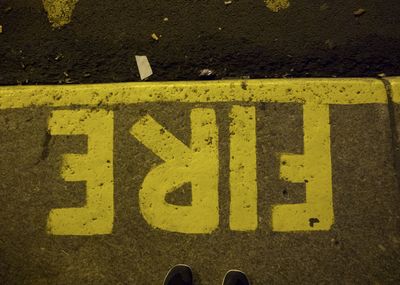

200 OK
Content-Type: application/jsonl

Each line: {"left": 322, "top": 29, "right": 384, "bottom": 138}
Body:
{"left": 380, "top": 78, "right": 400, "bottom": 193}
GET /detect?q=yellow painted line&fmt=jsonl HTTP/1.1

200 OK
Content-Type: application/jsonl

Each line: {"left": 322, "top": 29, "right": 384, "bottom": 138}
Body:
{"left": 386, "top": 77, "right": 400, "bottom": 104}
{"left": 0, "top": 78, "right": 387, "bottom": 109}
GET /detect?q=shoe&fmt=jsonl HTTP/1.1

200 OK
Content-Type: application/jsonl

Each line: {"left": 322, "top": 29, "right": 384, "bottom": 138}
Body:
{"left": 222, "top": 270, "right": 250, "bottom": 285}
{"left": 163, "top": 264, "right": 193, "bottom": 285}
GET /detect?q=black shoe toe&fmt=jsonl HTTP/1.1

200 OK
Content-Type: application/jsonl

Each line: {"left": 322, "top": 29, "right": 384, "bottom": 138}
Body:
{"left": 163, "top": 264, "right": 193, "bottom": 285}
{"left": 222, "top": 270, "right": 250, "bottom": 285}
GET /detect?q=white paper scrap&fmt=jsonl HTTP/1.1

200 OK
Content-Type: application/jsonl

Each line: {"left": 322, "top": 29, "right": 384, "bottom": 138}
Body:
{"left": 135, "top": 55, "right": 153, "bottom": 80}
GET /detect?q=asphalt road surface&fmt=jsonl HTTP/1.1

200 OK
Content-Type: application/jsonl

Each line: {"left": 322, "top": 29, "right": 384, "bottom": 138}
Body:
{"left": 1, "top": 0, "right": 400, "bottom": 83}
{"left": 1, "top": 1, "right": 400, "bottom": 285}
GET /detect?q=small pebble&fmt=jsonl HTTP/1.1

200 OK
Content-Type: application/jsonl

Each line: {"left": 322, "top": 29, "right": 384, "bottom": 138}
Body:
{"left": 353, "top": 8, "right": 366, "bottom": 17}
{"left": 320, "top": 3, "right": 329, "bottom": 11}
{"left": 325, "top": 39, "right": 335, "bottom": 49}
{"left": 151, "top": 33, "right": 159, "bottom": 41}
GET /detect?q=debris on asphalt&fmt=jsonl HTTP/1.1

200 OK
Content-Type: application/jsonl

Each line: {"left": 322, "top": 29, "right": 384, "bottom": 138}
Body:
{"left": 63, "top": 71, "right": 73, "bottom": 83}
{"left": 135, "top": 55, "right": 153, "bottom": 80}
{"left": 378, "top": 244, "right": 386, "bottom": 252}
{"left": 163, "top": 17, "right": 169, "bottom": 22}
{"left": 54, "top": 53, "right": 63, "bottom": 61}
{"left": 353, "top": 8, "right": 366, "bottom": 17}
{"left": 151, "top": 33, "right": 159, "bottom": 41}
{"left": 224, "top": 1, "right": 232, "bottom": 5}
{"left": 325, "top": 39, "right": 336, "bottom": 50}
{"left": 198, "top": 69, "right": 216, "bottom": 79}
{"left": 320, "top": 3, "right": 329, "bottom": 11}
{"left": 0, "top": 25, "right": 2, "bottom": 34}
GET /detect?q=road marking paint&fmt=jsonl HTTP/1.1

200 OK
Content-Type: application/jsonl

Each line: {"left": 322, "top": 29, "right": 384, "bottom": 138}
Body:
{"left": 43, "top": 0, "right": 79, "bottom": 28}
{"left": 273, "top": 103, "right": 333, "bottom": 231}
{"left": 1, "top": 78, "right": 395, "bottom": 235}
{"left": 229, "top": 106, "right": 258, "bottom": 231}
{"left": 130, "top": 108, "right": 219, "bottom": 234}
{"left": 0, "top": 79, "right": 387, "bottom": 109}
{"left": 386, "top": 77, "right": 400, "bottom": 104}
{"left": 264, "top": 0, "right": 290, "bottom": 12}
{"left": 47, "top": 109, "right": 114, "bottom": 235}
